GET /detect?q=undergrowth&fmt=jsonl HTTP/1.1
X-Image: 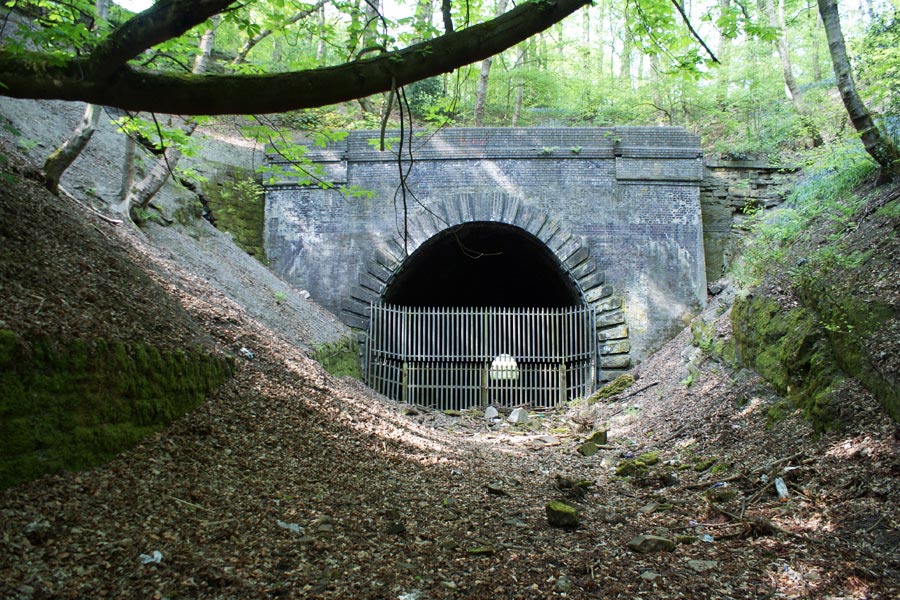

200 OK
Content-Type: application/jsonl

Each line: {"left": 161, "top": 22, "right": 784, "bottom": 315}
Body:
{"left": 732, "top": 142, "right": 877, "bottom": 288}
{"left": 729, "top": 140, "right": 900, "bottom": 429}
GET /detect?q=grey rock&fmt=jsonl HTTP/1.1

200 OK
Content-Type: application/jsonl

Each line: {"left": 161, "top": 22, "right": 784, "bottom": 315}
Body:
{"left": 507, "top": 407, "right": 529, "bottom": 424}
{"left": 385, "top": 521, "right": 406, "bottom": 535}
{"left": 586, "top": 429, "right": 608, "bottom": 445}
{"left": 546, "top": 500, "right": 579, "bottom": 529}
{"left": 627, "top": 534, "right": 676, "bottom": 553}
{"left": 687, "top": 560, "right": 719, "bottom": 573}
{"left": 578, "top": 441, "right": 598, "bottom": 457}
{"left": 555, "top": 575, "right": 574, "bottom": 592}
{"left": 485, "top": 483, "right": 509, "bottom": 496}
{"left": 484, "top": 406, "right": 499, "bottom": 420}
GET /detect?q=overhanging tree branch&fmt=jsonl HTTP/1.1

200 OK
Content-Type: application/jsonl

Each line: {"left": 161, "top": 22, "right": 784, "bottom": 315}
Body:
{"left": 0, "top": 0, "right": 591, "bottom": 115}
{"left": 86, "top": 0, "right": 237, "bottom": 79}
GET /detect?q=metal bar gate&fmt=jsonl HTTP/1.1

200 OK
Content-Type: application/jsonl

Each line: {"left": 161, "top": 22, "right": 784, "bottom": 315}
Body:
{"left": 365, "top": 304, "right": 597, "bottom": 410}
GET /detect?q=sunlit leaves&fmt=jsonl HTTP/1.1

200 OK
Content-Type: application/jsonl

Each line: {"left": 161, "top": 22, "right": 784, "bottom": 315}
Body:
{"left": 854, "top": 10, "right": 900, "bottom": 120}
{"left": 2, "top": 0, "right": 107, "bottom": 61}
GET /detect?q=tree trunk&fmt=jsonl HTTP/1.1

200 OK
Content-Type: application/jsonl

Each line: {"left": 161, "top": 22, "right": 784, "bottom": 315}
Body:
{"left": 413, "top": 0, "right": 436, "bottom": 40}
{"left": 818, "top": 0, "right": 900, "bottom": 178}
{"left": 117, "top": 134, "right": 135, "bottom": 203}
{"left": 474, "top": 0, "right": 509, "bottom": 127}
{"left": 112, "top": 18, "right": 218, "bottom": 219}
{"left": 763, "top": 0, "right": 822, "bottom": 146}
{"left": 43, "top": 103, "right": 102, "bottom": 194}
{"left": 619, "top": 27, "right": 632, "bottom": 86}
{"left": 316, "top": 5, "right": 326, "bottom": 61}
{"left": 0, "top": 0, "right": 592, "bottom": 115}
{"left": 193, "top": 17, "right": 217, "bottom": 73}
{"left": 41, "top": 0, "right": 109, "bottom": 194}
{"left": 812, "top": 11, "right": 823, "bottom": 82}
{"left": 441, "top": 0, "right": 453, "bottom": 33}
{"left": 510, "top": 45, "right": 527, "bottom": 126}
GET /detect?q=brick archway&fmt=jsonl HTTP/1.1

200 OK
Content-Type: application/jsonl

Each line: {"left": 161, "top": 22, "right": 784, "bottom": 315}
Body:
{"left": 345, "top": 192, "right": 631, "bottom": 377}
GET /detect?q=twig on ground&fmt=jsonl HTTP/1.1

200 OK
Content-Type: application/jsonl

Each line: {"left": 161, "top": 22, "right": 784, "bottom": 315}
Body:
{"left": 166, "top": 494, "right": 212, "bottom": 512}
{"left": 58, "top": 185, "right": 123, "bottom": 225}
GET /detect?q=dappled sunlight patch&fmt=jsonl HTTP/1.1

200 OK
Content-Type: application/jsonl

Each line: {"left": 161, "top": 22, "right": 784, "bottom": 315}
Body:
{"left": 825, "top": 434, "right": 886, "bottom": 461}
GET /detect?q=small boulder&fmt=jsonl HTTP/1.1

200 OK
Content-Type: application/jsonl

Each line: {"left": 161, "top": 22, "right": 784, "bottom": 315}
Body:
{"left": 688, "top": 559, "right": 719, "bottom": 573}
{"left": 484, "top": 406, "right": 499, "bottom": 420}
{"left": 627, "top": 534, "right": 676, "bottom": 553}
{"left": 577, "top": 440, "right": 598, "bottom": 457}
{"left": 485, "top": 483, "right": 509, "bottom": 496}
{"left": 586, "top": 429, "right": 608, "bottom": 445}
{"left": 546, "top": 500, "right": 580, "bottom": 529}
{"left": 615, "top": 459, "right": 647, "bottom": 477}
{"left": 508, "top": 407, "right": 529, "bottom": 424}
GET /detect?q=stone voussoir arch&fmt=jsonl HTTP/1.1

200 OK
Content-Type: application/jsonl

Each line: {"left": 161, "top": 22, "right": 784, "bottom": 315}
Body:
{"left": 345, "top": 192, "right": 632, "bottom": 376}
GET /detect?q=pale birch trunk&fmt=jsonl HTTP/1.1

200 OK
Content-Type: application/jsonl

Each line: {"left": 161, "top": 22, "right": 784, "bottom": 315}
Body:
{"left": 763, "top": 0, "right": 823, "bottom": 146}
{"left": 112, "top": 18, "right": 218, "bottom": 218}
{"left": 474, "top": 0, "right": 510, "bottom": 127}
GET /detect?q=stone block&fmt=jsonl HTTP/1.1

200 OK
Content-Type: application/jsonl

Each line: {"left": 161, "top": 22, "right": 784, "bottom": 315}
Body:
{"left": 599, "top": 339, "right": 631, "bottom": 355}
{"left": 597, "top": 324, "right": 628, "bottom": 341}
{"left": 601, "top": 354, "right": 631, "bottom": 369}
{"left": 596, "top": 309, "right": 626, "bottom": 328}
{"left": 571, "top": 258, "right": 596, "bottom": 280}
{"left": 596, "top": 296, "right": 622, "bottom": 312}
{"left": 586, "top": 285, "right": 613, "bottom": 304}
{"left": 600, "top": 368, "right": 629, "bottom": 382}
{"left": 579, "top": 270, "right": 605, "bottom": 292}
{"left": 565, "top": 246, "right": 591, "bottom": 271}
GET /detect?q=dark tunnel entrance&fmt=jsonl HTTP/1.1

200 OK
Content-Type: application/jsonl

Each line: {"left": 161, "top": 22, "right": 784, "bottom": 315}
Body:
{"left": 381, "top": 222, "right": 583, "bottom": 307}
{"left": 368, "top": 222, "right": 597, "bottom": 410}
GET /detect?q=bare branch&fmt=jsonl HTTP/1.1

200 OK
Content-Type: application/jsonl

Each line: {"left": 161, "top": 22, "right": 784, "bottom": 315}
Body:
{"left": 669, "top": 0, "right": 719, "bottom": 63}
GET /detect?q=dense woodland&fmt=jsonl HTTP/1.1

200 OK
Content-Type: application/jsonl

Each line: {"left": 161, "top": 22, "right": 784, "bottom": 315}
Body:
{"left": 0, "top": 0, "right": 898, "bottom": 188}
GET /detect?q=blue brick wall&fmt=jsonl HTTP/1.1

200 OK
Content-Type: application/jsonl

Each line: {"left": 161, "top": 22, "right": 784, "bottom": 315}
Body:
{"left": 264, "top": 127, "right": 706, "bottom": 374}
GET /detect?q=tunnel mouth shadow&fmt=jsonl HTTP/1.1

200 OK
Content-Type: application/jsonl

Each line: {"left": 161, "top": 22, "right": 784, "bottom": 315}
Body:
{"left": 381, "top": 222, "right": 583, "bottom": 308}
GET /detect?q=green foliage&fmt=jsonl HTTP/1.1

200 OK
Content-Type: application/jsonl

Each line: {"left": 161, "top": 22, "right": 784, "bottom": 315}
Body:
{"left": 855, "top": 10, "right": 900, "bottom": 122}
{"left": 732, "top": 143, "right": 877, "bottom": 288}
{"left": 115, "top": 115, "right": 201, "bottom": 158}
{"left": 311, "top": 337, "right": 361, "bottom": 379}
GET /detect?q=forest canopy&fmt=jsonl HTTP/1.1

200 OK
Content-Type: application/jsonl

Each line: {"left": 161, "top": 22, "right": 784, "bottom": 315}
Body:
{"left": 0, "top": 0, "right": 897, "bottom": 172}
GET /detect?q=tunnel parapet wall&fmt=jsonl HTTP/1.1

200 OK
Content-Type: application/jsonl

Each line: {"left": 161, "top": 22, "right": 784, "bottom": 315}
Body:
{"left": 264, "top": 127, "right": 706, "bottom": 377}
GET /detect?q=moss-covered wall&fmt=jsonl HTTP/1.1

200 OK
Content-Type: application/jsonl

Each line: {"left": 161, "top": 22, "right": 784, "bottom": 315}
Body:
{"left": 202, "top": 167, "right": 267, "bottom": 262}
{"left": 732, "top": 290, "right": 899, "bottom": 430}
{"left": 731, "top": 295, "right": 844, "bottom": 430}
{"left": 0, "top": 330, "right": 233, "bottom": 489}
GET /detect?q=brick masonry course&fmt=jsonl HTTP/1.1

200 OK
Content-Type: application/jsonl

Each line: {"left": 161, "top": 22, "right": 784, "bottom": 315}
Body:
{"left": 264, "top": 127, "right": 710, "bottom": 379}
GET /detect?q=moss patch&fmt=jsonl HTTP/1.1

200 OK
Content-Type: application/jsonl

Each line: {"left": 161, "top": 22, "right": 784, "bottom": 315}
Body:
{"left": 731, "top": 294, "right": 845, "bottom": 431}
{"left": 202, "top": 168, "right": 267, "bottom": 262}
{"left": 311, "top": 337, "right": 361, "bottom": 379}
{"left": 588, "top": 374, "right": 634, "bottom": 403}
{"left": 0, "top": 331, "right": 233, "bottom": 489}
